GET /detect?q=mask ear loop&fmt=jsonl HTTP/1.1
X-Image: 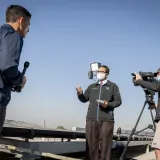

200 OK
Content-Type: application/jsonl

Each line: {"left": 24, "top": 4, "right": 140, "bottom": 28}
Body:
{"left": 105, "top": 73, "right": 109, "bottom": 78}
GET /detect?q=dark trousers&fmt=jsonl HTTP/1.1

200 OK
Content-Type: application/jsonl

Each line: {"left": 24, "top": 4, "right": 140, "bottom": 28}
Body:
{"left": 0, "top": 103, "right": 6, "bottom": 134}
{"left": 85, "top": 120, "right": 114, "bottom": 160}
{"left": 0, "top": 91, "right": 9, "bottom": 134}
{"left": 0, "top": 86, "right": 11, "bottom": 135}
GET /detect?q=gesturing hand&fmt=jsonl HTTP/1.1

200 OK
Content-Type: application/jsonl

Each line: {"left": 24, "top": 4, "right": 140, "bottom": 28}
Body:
{"left": 76, "top": 86, "right": 83, "bottom": 95}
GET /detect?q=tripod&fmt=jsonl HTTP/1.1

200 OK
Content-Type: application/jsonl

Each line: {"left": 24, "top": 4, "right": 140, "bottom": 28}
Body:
{"left": 119, "top": 89, "right": 156, "bottom": 160}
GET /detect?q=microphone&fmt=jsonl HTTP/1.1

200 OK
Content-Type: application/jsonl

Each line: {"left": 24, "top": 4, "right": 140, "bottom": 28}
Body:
{"left": 13, "top": 61, "right": 30, "bottom": 92}
{"left": 21, "top": 61, "right": 30, "bottom": 76}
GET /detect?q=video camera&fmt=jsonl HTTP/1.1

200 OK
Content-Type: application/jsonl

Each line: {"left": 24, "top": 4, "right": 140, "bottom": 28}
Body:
{"left": 88, "top": 62, "right": 101, "bottom": 80}
{"left": 131, "top": 71, "right": 155, "bottom": 85}
{"left": 131, "top": 71, "right": 156, "bottom": 97}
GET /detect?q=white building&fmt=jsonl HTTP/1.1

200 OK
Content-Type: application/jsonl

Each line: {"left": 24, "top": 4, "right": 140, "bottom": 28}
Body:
{"left": 72, "top": 127, "right": 85, "bottom": 132}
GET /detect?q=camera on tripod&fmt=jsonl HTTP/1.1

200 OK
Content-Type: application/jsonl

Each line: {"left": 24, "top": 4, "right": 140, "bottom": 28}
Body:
{"left": 131, "top": 71, "right": 156, "bottom": 97}
{"left": 88, "top": 62, "right": 101, "bottom": 80}
{"left": 131, "top": 71, "right": 155, "bottom": 85}
{"left": 119, "top": 71, "right": 157, "bottom": 160}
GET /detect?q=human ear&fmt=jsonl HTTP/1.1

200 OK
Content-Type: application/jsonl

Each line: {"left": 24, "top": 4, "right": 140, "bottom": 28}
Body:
{"left": 19, "top": 17, "right": 24, "bottom": 25}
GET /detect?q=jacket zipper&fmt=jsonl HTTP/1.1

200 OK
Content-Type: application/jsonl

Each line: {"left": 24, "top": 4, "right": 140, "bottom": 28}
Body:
{"left": 97, "top": 85, "right": 102, "bottom": 121}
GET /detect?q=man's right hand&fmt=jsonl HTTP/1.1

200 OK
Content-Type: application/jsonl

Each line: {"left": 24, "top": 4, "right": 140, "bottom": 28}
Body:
{"left": 76, "top": 86, "right": 83, "bottom": 95}
{"left": 12, "top": 76, "right": 27, "bottom": 92}
{"left": 21, "top": 76, "right": 27, "bottom": 89}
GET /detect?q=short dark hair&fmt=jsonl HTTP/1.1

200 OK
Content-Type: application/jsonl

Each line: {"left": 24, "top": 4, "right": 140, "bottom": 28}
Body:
{"left": 6, "top": 5, "right": 31, "bottom": 23}
{"left": 100, "top": 65, "right": 110, "bottom": 74}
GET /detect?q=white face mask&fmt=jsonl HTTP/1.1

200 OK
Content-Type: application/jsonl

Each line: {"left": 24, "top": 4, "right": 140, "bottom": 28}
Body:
{"left": 157, "top": 76, "right": 160, "bottom": 81}
{"left": 97, "top": 72, "right": 106, "bottom": 81}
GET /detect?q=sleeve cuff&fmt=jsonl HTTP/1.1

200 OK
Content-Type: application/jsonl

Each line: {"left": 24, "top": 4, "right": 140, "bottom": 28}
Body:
{"left": 107, "top": 102, "right": 113, "bottom": 108}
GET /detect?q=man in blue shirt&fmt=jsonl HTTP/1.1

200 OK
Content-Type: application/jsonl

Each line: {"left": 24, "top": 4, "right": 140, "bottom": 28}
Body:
{"left": 0, "top": 5, "right": 31, "bottom": 134}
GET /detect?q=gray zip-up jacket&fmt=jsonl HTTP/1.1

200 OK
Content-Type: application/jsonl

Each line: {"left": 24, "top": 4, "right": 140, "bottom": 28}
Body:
{"left": 78, "top": 80, "right": 122, "bottom": 121}
{"left": 136, "top": 79, "right": 160, "bottom": 122}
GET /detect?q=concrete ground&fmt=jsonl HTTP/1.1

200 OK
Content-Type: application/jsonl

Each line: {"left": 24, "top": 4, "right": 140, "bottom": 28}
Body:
{"left": 111, "top": 146, "right": 156, "bottom": 160}
{"left": 134, "top": 150, "right": 156, "bottom": 160}
{"left": 0, "top": 144, "right": 157, "bottom": 160}
{"left": 111, "top": 151, "right": 156, "bottom": 160}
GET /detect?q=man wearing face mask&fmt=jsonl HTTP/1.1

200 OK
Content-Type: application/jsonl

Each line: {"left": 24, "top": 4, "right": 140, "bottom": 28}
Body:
{"left": 76, "top": 65, "right": 122, "bottom": 160}
{"left": 0, "top": 5, "right": 31, "bottom": 134}
{"left": 135, "top": 68, "right": 160, "bottom": 160}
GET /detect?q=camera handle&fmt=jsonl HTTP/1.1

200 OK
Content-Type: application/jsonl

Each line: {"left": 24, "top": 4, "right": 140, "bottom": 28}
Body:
{"left": 119, "top": 100, "right": 156, "bottom": 160}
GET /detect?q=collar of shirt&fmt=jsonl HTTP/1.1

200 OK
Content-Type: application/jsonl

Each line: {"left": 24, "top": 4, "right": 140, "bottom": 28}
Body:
{"left": 1, "top": 24, "right": 23, "bottom": 39}
{"left": 98, "top": 79, "right": 107, "bottom": 85}
{"left": 2, "top": 24, "right": 15, "bottom": 32}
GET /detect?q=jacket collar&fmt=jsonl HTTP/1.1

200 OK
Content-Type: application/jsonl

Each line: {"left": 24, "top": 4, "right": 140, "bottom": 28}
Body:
{"left": 94, "top": 80, "right": 111, "bottom": 86}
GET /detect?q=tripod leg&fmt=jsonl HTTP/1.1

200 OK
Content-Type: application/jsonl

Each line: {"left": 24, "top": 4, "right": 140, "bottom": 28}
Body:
{"left": 136, "top": 126, "right": 149, "bottom": 135}
{"left": 149, "top": 107, "right": 156, "bottom": 131}
{"left": 119, "top": 101, "right": 147, "bottom": 160}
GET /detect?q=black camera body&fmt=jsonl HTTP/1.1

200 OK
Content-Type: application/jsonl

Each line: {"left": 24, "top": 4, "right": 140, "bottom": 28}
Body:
{"left": 131, "top": 71, "right": 155, "bottom": 98}
{"left": 132, "top": 72, "right": 155, "bottom": 85}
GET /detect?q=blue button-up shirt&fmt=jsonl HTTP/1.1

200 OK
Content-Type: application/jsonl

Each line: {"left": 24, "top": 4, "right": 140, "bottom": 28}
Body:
{"left": 0, "top": 24, "right": 23, "bottom": 89}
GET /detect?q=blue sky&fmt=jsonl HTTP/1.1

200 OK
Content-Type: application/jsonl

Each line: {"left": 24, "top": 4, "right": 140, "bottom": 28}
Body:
{"left": 0, "top": 0, "right": 160, "bottom": 130}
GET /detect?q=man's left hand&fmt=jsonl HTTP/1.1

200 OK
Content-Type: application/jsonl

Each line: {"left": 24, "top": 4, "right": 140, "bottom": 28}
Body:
{"left": 135, "top": 73, "right": 142, "bottom": 81}
{"left": 100, "top": 100, "right": 108, "bottom": 108}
